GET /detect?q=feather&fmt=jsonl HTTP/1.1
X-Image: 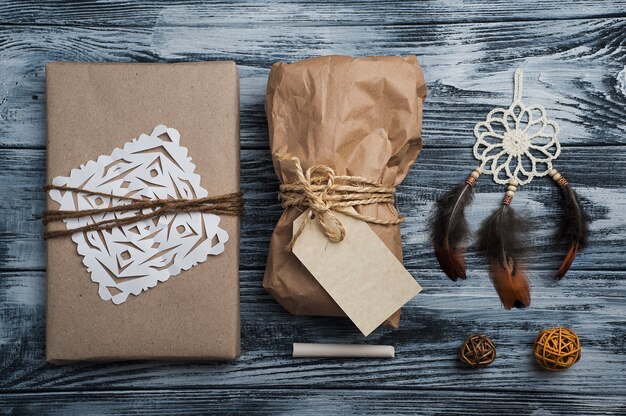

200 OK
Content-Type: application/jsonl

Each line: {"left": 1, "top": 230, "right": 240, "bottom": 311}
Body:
{"left": 556, "top": 244, "right": 578, "bottom": 279}
{"left": 554, "top": 184, "right": 590, "bottom": 279}
{"left": 476, "top": 205, "right": 531, "bottom": 309}
{"left": 488, "top": 260, "right": 531, "bottom": 310}
{"left": 430, "top": 182, "right": 475, "bottom": 281}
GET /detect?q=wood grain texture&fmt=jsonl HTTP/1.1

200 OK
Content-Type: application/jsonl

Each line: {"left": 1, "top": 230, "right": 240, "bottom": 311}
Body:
{"left": 1, "top": 0, "right": 626, "bottom": 414}
{"left": 0, "top": 270, "right": 624, "bottom": 393}
{"left": 1, "top": 146, "right": 624, "bottom": 272}
{"left": 1, "top": 0, "right": 625, "bottom": 27}
{"left": 1, "top": 19, "right": 625, "bottom": 149}
{"left": 0, "top": 389, "right": 624, "bottom": 415}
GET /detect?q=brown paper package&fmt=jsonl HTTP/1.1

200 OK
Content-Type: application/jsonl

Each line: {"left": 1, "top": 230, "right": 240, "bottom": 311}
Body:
{"left": 263, "top": 55, "right": 427, "bottom": 328}
{"left": 45, "top": 61, "right": 240, "bottom": 363}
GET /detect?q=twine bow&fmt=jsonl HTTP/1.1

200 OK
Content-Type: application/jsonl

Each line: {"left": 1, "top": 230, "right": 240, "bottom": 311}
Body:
{"left": 277, "top": 154, "right": 403, "bottom": 251}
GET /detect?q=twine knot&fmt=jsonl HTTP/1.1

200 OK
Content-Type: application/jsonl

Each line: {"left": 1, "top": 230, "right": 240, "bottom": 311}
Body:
{"left": 276, "top": 154, "right": 403, "bottom": 250}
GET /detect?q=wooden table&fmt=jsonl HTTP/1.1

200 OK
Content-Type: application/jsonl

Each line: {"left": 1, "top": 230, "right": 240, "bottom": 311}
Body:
{"left": 1, "top": 1, "right": 625, "bottom": 414}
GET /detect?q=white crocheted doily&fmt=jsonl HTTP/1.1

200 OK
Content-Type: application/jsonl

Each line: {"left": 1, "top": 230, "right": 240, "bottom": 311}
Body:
{"left": 473, "top": 69, "right": 561, "bottom": 186}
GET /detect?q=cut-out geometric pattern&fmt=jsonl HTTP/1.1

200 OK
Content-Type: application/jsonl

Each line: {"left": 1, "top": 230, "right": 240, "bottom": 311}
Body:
{"left": 48, "top": 125, "right": 229, "bottom": 304}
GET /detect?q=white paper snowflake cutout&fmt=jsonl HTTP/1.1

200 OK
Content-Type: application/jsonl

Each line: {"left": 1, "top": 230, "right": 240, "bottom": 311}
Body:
{"left": 48, "top": 125, "right": 229, "bottom": 304}
{"left": 473, "top": 70, "right": 561, "bottom": 185}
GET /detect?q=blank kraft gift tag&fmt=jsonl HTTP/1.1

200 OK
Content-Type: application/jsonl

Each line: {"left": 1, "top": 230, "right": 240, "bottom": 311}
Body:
{"left": 292, "top": 208, "right": 422, "bottom": 336}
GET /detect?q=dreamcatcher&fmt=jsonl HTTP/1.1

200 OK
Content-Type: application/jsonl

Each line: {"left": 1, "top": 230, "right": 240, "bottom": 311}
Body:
{"left": 430, "top": 69, "right": 590, "bottom": 309}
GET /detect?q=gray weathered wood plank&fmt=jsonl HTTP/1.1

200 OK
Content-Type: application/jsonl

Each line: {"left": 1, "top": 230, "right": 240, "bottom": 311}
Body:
{"left": 0, "top": 1, "right": 625, "bottom": 412}
{"left": 1, "top": 19, "right": 625, "bottom": 149}
{"left": 2, "top": 0, "right": 625, "bottom": 27}
{"left": 0, "top": 270, "right": 624, "bottom": 393}
{"left": 1, "top": 146, "right": 624, "bottom": 272}
{"left": 0, "top": 389, "right": 624, "bottom": 415}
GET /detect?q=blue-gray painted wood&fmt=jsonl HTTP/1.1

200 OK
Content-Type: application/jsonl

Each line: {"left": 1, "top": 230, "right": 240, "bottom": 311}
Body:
{"left": 1, "top": 1, "right": 625, "bottom": 26}
{"left": 0, "top": 389, "right": 624, "bottom": 415}
{"left": 2, "top": 19, "right": 626, "bottom": 150}
{"left": 0, "top": 1, "right": 625, "bottom": 414}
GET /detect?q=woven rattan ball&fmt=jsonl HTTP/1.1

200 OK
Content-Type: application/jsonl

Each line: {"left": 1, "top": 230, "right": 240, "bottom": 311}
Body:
{"left": 534, "top": 327, "right": 581, "bottom": 371}
{"left": 458, "top": 334, "right": 496, "bottom": 368}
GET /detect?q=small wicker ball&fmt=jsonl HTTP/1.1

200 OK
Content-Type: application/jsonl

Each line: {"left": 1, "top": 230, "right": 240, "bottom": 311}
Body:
{"left": 458, "top": 334, "right": 496, "bottom": 368}
{"left": 534, "top": 327, "right": 581, "bottom": 371}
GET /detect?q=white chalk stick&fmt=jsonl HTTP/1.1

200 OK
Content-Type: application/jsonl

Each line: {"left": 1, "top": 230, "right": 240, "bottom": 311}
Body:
{"left": 292, "top": 343, "right": 395, "bottom": 358}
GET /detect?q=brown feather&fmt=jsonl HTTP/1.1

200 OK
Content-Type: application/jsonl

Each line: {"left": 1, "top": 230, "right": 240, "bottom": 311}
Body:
{"left": 489, "top": 259, "right": 531, "bottom": 309}
{"left": 554, "top": 183, "right": 590, "bottom": 279}
{"left": 556, "top": 243, "right": 578, "bottom": 280}
{"left": 476, "top": 205, "right": 532, "bottom": 309}
{"left": 429, "top": 182, "right": 475, "bottom": 281}
{"left": 434, "top": 242, "right": 466, "bottom": 281}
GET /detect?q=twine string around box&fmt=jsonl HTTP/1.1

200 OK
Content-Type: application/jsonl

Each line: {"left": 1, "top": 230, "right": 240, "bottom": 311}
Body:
{"left": 42, "top": 184, "right": 244, "bottom": 240}
{"left": 276, "top": 154, "right": 403, "bottom": 251}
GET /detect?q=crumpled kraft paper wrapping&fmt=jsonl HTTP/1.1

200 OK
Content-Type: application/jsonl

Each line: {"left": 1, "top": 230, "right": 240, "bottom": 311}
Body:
{"left": 263, "top": 55, "right": 427, "bottom": 328}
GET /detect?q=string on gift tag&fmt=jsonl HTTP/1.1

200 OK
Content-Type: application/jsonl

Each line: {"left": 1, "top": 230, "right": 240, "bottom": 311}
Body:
{"left": 42, "top": 184, "right": 243, "bottom": 239}
{"left": 276, "top": 154, "right": 403, "bottom": 251}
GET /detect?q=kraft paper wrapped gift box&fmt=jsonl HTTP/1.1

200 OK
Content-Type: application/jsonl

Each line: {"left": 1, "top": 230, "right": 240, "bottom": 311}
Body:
{"left": 263, "top": 55, "right": 427, "bottom": 329}
{"left": 45, "top": 61, "right": 240, "bottom": 363}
